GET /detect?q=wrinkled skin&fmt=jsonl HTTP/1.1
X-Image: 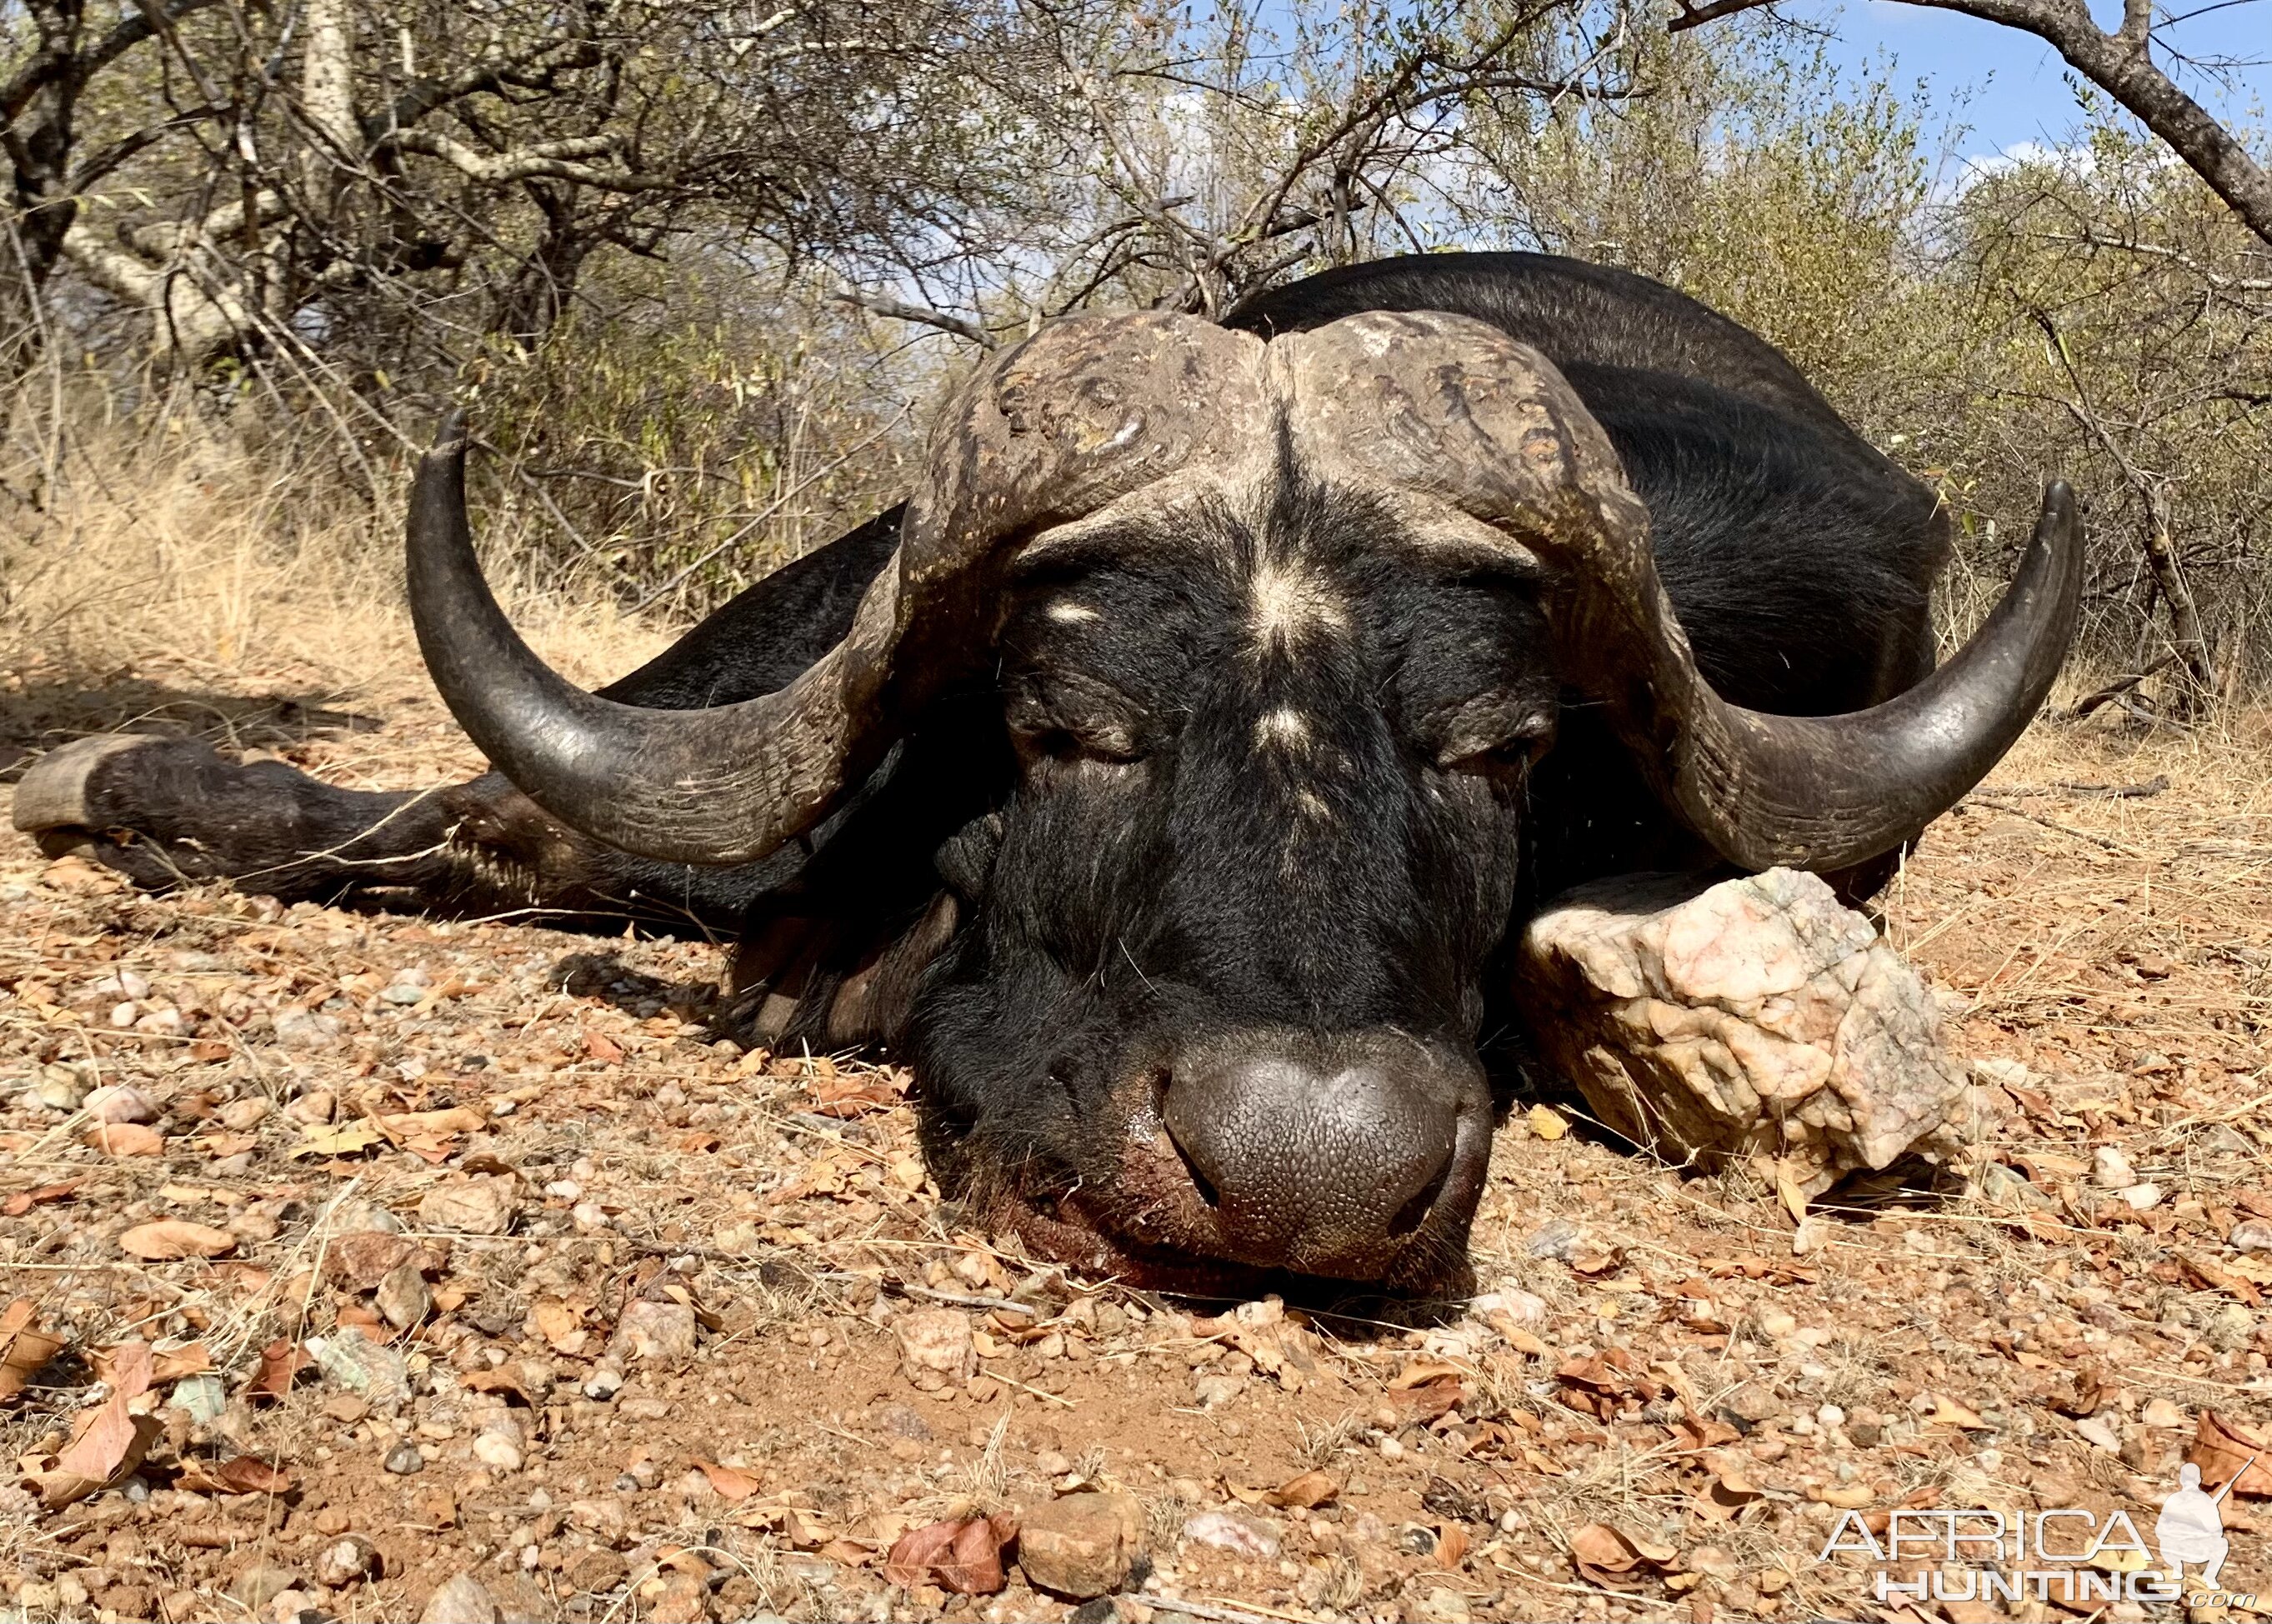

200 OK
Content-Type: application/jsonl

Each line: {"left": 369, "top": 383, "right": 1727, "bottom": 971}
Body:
{"left": 14, "top": 252, "right": 1954, "bottom": 1297}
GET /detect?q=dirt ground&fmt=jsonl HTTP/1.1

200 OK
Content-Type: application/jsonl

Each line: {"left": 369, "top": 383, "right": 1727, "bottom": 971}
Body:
{"left": 3, "top": 648, "right": 2269, "bottom": 1624}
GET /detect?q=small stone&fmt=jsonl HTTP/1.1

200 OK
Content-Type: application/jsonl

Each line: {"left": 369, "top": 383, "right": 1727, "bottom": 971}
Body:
{"left": 568, "top": 1550, "right": 628, "bottom": 1593}
{"left": 2092, "top": 1147, "right": 2139, "bottom": 1191}
{"left": 84, "top": 1082, "right": 159, "bottom": 1124}
{"left": 232, "top": 1562, "right": 304, "bottom": 1612}
{"left": 1979, "top": 1161, "right": 2056, "bottom": 1212}
{"left": 34, "top": 1066, "right": 89, "bottom": 1111}
{"left": 311, "top": 1327, "right": 410, "bottom": 1405}
{"left": 643, "top": 1572, "right": 710, "bottom": 1623}
{"left": 218, "top": 1097, "right": 271, "bottom": 1131}
{"left": 893, "top": 1307, "right": 978, "bottom": 1392}
{"left": 2118, "top": 1182, "right": 2164, "bottom": 1211}
{"left": 582, "top": 1362, "right": 624, "bottom": 1401}
{"left": 1181, "top": 1510, "right": 1280, "bottom": 1559}
{"left": 1759, "top": 1309, "right": 1798, "bottom": 1337}
{"left": 283, "top": 1090, "right": 337, "bottom": 1125}
{"left": 173, "top": 1372, "right": 229, "bottom": 1423}
{"left": 2141, "top": 1397, "right": 2187, "bottom": 1429}
{"left": 417, "top": 1175, "right": 518, "bottom": 1236}
{"left": 1409, "top": 1588, "right": 1473, "bottom": 1624}
{"left": 376, "top": 1262, "right": 432, "bottom": 1330}
{"left": 273, "top": 1007, "right": 343, "bottom": 1051}
{"left": 473, "top": 1430, "right": 523, "bottom": 1472}
{"left": 878, "top": 1402, "right": 932, "bottom": 1441}
{"left": 1193, "top": 1372, "right": 1245, "bottom": 1409}
{"left": 1019, "top": 1490, "right": 1145, "bottom": 1599}
{"left": 420, "top": 1572, "right": 503, "bottom": 1624}
{"left": 314, "top": 1535, "right": 380, "bottom": 1587}
{"left": 1469, "top": 1288, "right": 1549, "bottom": 1329}
{"left": 2229, "top": 1219, "right": 2272, "bottom": 1254}
{"left": 2075, "top": 1415, "right": 2122, "bottom": 1452}
{"left": 383, "top": 1441, "right": 425, "bottom": 1475}
{"left": 608, "top": 1298, "right": 698, "bottom": 1365}
{"left": 1524, "top": 1220, "right": 1583, "bottom": 1260}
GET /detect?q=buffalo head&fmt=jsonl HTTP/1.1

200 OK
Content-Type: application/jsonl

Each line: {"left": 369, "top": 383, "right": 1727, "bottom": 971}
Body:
{"left": 406, "top": 311, "right": 2078, "bottom": 1292}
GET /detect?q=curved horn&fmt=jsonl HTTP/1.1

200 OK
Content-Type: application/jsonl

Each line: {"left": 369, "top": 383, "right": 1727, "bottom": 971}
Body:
{"left": 408, "top": 314, "right": 1269, "bottom": 867}
{"left": 1284, "top": 310, "right": 2082, "bottom": 872}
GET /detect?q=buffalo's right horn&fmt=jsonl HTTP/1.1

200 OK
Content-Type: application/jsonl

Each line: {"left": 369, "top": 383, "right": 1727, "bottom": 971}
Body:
{"left": 407, "top": 315, "right": 1269, "bottom": 866}
{"left": 1282, "top": 309, "right": 2081, "bottom": 873}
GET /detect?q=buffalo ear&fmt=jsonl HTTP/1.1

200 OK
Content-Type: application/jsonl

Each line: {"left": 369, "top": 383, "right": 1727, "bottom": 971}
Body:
{"left": 934, "top": 813, "right": 1004, "bottom": 902}
{"left": 825, "top": 892, "right": 961, "bottom": 1047}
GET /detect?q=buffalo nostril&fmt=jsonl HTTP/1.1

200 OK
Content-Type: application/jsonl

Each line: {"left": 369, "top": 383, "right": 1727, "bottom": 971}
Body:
{"left": 1159, "top": 1042, "right": 1462, "bottom": 1273}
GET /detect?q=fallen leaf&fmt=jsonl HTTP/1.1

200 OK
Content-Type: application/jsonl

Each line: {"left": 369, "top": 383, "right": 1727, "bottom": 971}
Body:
{"left": 0, "top": 1300, "right": 66, "bottom": 1402}
{"left": 288, "top": 1121, "right": 384, "bottom": 1158}
{"left": 1264, "top": 1469, "right": 1339, "bottom": 1509}
{"left": 1389, "top": 1358, "right": 1468, "bottom": 1391}
{"left": 883, "top": 1513, "right": 1015, "bottom": 1595}
{"left": 461, "top": 1368, "right": 533, "bottom": 1405}
{"left": 3, "top": 1181, "right": 80, "bottom": 1217}
{"left": 1569, "top": 1522, "right": 1666, "bottom": 1584}
{"left": 2189, "top": 1412, "right": 2272, "bottom": 1498}
{"left": 118, "top": 1221, "right": 237, "bottom": 1261}
{"left": 2181, "top": 1252, "right": 2264, "bottom": 1307}
{"left": 1436, "top": 1524, "right": 1470, "bottom": 1568}
{"left": 583, "top": 1031, "right": 624, "bottom": 1063}
{"left": 52, "top": 1342, "right": 156, "bottom": 1496}
{"left": 695, "top": 1460, "right": 763, "bottom": 1502}
{"left": 84, "top": 1122, "right": 163, "bottom": 1157}
{"left": 1927, "top": 1394, "right": 1991, "bottom": 1431}
{"left": 243, "top": 1338, "right": 308, "bottom": 1402}
{"left": 1384, "top": 1377, "right": 1467, "bottom": 1424}
{"left": 177, "top": 1454, "right": 294, "bottom": 1495}
{"left": 383, "top": 1107, "right": 486, "bottom": 1137}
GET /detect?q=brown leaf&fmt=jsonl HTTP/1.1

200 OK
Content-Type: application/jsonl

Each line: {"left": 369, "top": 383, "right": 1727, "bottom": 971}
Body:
{"left": 1264, "top": 1469, "right": 1339, "bottom": 1510}
{"left": 1569, "top": 1522, "right": 1649, "bottom": 1582}
{"left": 381, "top": 1107, "right": 484, "bottom": 1137}
{"left": 695, "top": 1460, "right": 763, "bottom": 1502}
{"left": 0, "top": 1300, "right": 66, "bottom": 1403}
{"left": 56, "top": 1342, "right": 153, "bottom": 1482}
{"left": 243, "top": 1338, "right": 308, "bottom": 1402}
{"left": 84, "top": 1122, "right": 163, "bottom": 1157}
{"left": 583, "top": 1031, "right": 624, "bottom": 1063}
{"left": 883, "top": 1514, "right": 1014, "bottom": 1595}
{"left": 1384, "top": 1377, "right": 1467, "bottom": 1424}
{"left": 3, "top": 1181, "right": 80, "bottom": 1217}
{"left": 1436, "top": 1524, "right": 1470, "bottom": 1569}
{"left": 118, "top": 1220, "right": 237, "bottom": 1261}
{"left": 2181, "top": 1252, "right": 2264, "bottom": 1307}
{"left": 177, "top": 1454, "right": 294, "bottom": 1495}
{"left": 1389, "top": 1358, "right": 1468, "bottom": 1391}
{"left": 461, "top": 1368, "right": 533, "bottom": 1405}
{"left": 2189, "top": 1412, "right": 2272, "bottom": 1498}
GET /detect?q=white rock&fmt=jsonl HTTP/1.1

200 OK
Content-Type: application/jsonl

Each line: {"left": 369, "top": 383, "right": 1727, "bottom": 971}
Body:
{"left": 2118, "top": 1182, "right": 2164, "bottom": 1211}
{"left": 2075, "top": 1415, "right": 2123, "bottom": 1452}
{"left": 892, "top": 1307, "right": 976, "bottom": 1392}
{"left": 2229, "top": 1220, "right": 2272, "bottom": 1254}
{"left": 2092, "top": 1147, "right": 2139, "bottom": 1191}
{"left": 1513, "top": 869, "right": 1968, "bottom": 1196}
{"left": 273, "top": 1006, "right": 343, "bottom": 1050}
{"left": 419, "top": 1572, "right": 503, "bottom": 1624}
{"left": 84, "top": 1083, "right": 158, "bottom": 1124}
{"left": 608, "top": 1298, "right": 698, "bottom": 1365}
{"left": 1182, "top": 1510, "right": 1280, "bottom": 1559}
{"left": 472, "top": 1430, "right": 523, "bottom": 1472}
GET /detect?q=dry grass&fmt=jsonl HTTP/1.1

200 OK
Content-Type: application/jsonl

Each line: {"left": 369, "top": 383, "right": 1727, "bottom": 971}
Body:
{"left": 2, "top": 414, "right": 676, "bottom": 780}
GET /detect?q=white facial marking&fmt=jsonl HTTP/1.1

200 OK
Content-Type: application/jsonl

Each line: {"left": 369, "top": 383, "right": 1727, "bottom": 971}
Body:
{"left": 1046, "top": 599, "right": 1101, "bottom": 625}
{"left": 1254, "top": 707, "right": 1312, "bottom": 752}
{"left": 1247, "top": 560, "right": 1347, "bottom": 647}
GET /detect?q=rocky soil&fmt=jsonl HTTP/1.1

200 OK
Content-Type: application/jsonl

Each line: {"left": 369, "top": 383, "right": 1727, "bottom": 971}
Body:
{"left": 3, "top": 661, "right": 2270, "bottom": 1624}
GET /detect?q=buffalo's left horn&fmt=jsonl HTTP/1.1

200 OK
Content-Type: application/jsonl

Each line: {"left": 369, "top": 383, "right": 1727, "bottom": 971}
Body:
{"left": 408, "top": 315, "right": 1269, "bottom": 866}
{"left": 1284, "top": 310, "right": 2081, "bottom": 872}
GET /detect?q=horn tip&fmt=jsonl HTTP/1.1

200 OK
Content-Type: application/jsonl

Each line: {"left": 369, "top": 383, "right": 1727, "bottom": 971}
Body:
{"left": 428, "top": 409, "right": 470, "bottom": 461}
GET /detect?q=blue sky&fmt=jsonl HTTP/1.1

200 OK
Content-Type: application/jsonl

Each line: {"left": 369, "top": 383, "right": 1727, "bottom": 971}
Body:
{"left": 1795, "top": 0, "right": 2269, "bottom": 162}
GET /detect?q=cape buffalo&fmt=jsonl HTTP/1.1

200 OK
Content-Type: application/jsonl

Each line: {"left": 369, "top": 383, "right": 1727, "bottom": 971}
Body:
{"left": 13, "top": 252, "right": 2080, "bottom": 1294}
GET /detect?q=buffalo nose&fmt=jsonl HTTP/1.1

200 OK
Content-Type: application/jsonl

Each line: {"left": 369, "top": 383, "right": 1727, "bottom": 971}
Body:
{"left": 1160, "top": 1037, "right": 1462, "bottom": 1277}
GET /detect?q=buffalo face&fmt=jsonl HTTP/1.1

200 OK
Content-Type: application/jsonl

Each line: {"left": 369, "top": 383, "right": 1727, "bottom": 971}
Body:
{"left": 908, "top": 467, "right": 1559, "bottom": 1288}
{"left": 400, "top": 307, "right": 2080, "bottom": 1295}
